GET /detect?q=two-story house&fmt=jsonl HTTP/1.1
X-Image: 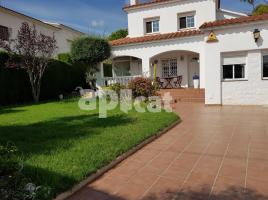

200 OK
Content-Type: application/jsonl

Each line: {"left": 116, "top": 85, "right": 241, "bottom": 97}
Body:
{"left": 97, "top": 0, "right": 268, "bottom": 105}
{"left": 0, "top": 6, "right": 84, "bottom": 54}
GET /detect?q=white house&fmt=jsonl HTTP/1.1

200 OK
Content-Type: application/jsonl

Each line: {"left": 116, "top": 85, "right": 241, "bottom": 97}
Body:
{"left": 0, "top": 6, "right": 84, "bottom": 54}
{"left": 97, "top": 0, "right": 268, "bottom": 105}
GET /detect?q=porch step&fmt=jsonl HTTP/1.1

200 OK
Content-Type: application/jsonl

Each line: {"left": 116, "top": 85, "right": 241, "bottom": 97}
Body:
{"left": 159, "top": 88, "right": 205, "bottom": 103}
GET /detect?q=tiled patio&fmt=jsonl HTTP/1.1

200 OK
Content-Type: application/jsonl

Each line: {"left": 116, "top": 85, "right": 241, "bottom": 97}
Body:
{"left": 68, "top": 103, "right": 268, "bottom": 200}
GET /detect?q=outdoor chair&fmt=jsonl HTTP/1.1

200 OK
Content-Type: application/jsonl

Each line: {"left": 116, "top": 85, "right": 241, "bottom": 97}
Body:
{"left": 174, "top": 76, "right": 183, "bottom": 88}
{"left": 156, "top": 77, "right": 165, "bottom": 89}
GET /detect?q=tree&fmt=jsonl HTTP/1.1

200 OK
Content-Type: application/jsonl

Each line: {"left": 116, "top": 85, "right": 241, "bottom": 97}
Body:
{"left": 108, "top": 29, "right": 128, "bottom": 41}
{"left": 0, "top": 22, "right": 57, "bottom": 102}
{"left": 240, "top": 0, "right": 256, "bottom": 10}
{"left": 253, "top": 4, "right": 268, "bottom": 15}
{"left": 71, "top": 36, "right": 111, "bottom": 88}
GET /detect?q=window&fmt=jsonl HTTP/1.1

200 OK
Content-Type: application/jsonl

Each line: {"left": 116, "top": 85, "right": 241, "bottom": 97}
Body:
{"left": 145, "top": 19, "right": 159, "bottom": 34}
{"left": 178, "top": 15, "right": 195, "bottom": 29}
{"left": 0, "top": 25, "right": 9, "bottom": 41}
{"left": 162, "top": 59, "right": 178, "bottom": 78}
{"left": 222, "top": 64, "right": 245, "bottom": 80}
{"left": 263, "top": 55, "right": 268, "bottom": 78}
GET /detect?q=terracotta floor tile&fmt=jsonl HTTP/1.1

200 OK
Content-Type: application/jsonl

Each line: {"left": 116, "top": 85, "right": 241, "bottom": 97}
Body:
{"left": 69, "top": 103, "right": 268, "bottom": 200}
{"left": 142, "top": 177, "right": 184, "bottom": 200}
{"left": 116, "top": 182, "right": 150, "bottom": 200}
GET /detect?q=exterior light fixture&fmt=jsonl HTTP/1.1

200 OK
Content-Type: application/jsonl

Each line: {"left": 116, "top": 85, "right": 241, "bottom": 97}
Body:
{"left": 253, "top": 29, "right": 261, "bottom": 42}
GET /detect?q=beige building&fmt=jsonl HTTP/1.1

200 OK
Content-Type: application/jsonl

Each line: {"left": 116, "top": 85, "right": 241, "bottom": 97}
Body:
{"left": 0, "top": 6, "right": 84, "bottom": 55}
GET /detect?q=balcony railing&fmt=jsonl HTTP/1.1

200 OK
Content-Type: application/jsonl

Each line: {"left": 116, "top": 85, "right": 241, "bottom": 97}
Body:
{"left": 102, "top": 75, "right": 142, "bottom": 86}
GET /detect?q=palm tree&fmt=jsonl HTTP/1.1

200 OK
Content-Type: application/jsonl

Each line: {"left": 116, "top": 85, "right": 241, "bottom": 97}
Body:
{"left": 240, "top": 0, "right": 256, "bottom": 10}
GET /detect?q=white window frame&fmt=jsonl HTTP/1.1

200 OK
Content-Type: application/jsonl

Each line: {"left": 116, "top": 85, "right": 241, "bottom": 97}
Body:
{"left": 145, "top": 18, "right": 160, "bottom": 34}
{"left": 262, "top": 54, "right": 268, "bottom": 80}
{"left": 178, "top": 13, "right": 195, "bottom": 30}
{"left": 222, "top": 64, "right": 247, "bottom": 81}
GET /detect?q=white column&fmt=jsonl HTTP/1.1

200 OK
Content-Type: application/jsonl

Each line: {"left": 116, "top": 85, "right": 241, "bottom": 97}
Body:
{"left": 142, "top": 57, "right": 150, "bottom": 77}
{"left": 204, "top": 44, "right": 222, "bottom": 105}
{"left": 100, "top": 62, "right": 104, "bottom": 78}
{"left": 199, "top": 50, "right": 205, "bottom": 88}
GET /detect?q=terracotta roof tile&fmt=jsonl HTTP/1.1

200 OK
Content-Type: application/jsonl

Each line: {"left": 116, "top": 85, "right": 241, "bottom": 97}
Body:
{"left": 124, "top": 0, "right": 174, "bottom": 10}
{"left": 200, "top": 14, "right": 268, "bottom": 29}
{"left": 110, "top": 29, "right": 203, "bottom": 46}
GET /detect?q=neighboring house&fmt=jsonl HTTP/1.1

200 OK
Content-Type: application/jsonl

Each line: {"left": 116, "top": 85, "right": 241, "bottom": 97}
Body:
{"left": 0, "top": 6, "right": 84, "bottom": 54}
{"left": 97, "top": 0, "right": 268, "bottom": 105}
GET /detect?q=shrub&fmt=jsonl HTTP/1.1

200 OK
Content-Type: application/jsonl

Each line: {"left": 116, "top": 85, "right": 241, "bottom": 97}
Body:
{"left": 0, "top": 51, "right": 87, "bottom": 105}
{"left": 0, "top": 144, "right": 51, "bottom": 200}
{"left": 57, "top": 53, "right": 72, "bottom": 64}
{"left": 128, "top": 77, "right": 156, "bottom": 98}
{"left": 107, "top": 83, "right": 126, "bottom": 96}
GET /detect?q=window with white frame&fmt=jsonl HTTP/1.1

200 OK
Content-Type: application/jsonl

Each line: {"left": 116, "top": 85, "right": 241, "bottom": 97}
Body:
{"left": 263, "top": 55, "right": 268, "bottom": 78}
{"left": 145, "top": 19, "right": 159, "bottom": 34}
{"left": 222, "top": 54, "right": 246, "bottom": 81}
{"left": 222, "top": 64, "right": 245, "bottom": 80}
{"left": 162, "top": 59, "right": 178, "bottom": 78}
{"left": 178, "top": 15, "right": 195, "bottom": 29}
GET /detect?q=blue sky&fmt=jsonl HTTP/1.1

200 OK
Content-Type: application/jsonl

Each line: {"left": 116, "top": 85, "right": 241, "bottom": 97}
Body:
{"left": 0, "top": 0, "right": 266, "bottom": 35}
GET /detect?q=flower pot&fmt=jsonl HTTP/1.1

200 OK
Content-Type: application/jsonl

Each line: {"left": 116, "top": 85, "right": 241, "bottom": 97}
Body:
{"left": 193, "top": 79, "right": 199, "bottom": 89}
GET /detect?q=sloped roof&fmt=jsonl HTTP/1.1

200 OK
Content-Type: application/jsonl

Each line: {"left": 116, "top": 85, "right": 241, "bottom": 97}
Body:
{"left": 111, "top": 29, "right": 203, "bottom": 46}
{"left": 200, "top": 13, "right": 268, "bottom": 29}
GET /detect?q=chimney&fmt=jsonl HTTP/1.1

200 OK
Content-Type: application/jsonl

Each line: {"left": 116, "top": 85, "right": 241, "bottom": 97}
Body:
{"left": 130, "top": 0, "right": 139, "bottom": 6}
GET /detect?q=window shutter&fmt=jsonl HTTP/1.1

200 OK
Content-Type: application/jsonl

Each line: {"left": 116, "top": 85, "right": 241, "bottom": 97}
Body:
{"left": 222, "top": 55, "right": 246, "bottom": 65}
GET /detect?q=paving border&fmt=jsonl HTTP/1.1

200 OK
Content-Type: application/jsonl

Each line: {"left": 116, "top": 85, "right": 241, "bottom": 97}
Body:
{"left": 55, "top": 118, "right": 181, "bottom": 200}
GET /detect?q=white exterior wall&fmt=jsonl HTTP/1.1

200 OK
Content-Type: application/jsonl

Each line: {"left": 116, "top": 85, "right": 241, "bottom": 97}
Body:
{"left": 0, "top": 8, "right": 82, "bottom": 55}
{"left": 216, "top": 9, "right": 247, "bottom": 20}
{"left": 204, "top": 22, "right": 268, "bottom": 105}
{"left": 112, "top": 35, "right": 206, "bottom": 88}
{"left": 222, "top": 50, "right": 268, "bottom": 105}
{"left": 127, "top": 0, "right": 217, "bottom": 37}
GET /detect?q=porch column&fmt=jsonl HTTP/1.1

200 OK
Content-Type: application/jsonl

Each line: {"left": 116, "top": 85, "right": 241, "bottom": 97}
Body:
{"left": 204, "top": 44, "right": 222, "bottom": 105}
{"left": 199, "top": 51, "right": 205, "bottom": 88}
{"left": 141, "top": 57, "right": 150, "bottom": 77}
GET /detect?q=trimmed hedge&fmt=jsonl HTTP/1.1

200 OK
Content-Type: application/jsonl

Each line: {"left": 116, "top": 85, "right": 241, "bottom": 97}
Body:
{"left": 0, "top": 52, "right": 87, "bottom": 105}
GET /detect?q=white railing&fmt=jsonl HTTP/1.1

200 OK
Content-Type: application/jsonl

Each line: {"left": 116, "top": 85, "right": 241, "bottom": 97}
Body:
{"left": 102, "top": 75, "right": 142, "bottom": 86}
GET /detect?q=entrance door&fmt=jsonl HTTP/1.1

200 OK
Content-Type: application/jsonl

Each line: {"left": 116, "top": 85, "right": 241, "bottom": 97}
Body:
{"left": 188, "top": 60, "right": 199, "bottom": 87}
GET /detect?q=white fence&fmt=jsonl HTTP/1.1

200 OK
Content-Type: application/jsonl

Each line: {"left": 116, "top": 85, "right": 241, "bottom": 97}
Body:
{"left": 102, "top": 75, "right": 142, "bottom": 86}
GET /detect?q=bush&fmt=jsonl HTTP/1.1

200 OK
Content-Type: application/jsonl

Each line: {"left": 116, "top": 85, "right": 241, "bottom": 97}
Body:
{"left": 128, "top": 77, "right": 156, "bottom": 98}
{"left": 71, "top": 36, "right": 111, "bottom": 65}
{"left": 57, "top": 53, "right": 72, "bottom": 64}
{"left": 0, "top": 51, "right": 87, "bottom": 105}
{"left": 107, "top": 83, "right": 126, "bottom": 96}
{"left": 0, "top": 143, "right": 51, "bottom": 200}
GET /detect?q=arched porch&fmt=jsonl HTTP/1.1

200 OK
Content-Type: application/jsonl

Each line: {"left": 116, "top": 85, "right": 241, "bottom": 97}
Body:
{"left": 150, "top": 50, "right": 200, "bottom": 89}
{"left": 98, "top": 56, "right": 143, "bottom": 87}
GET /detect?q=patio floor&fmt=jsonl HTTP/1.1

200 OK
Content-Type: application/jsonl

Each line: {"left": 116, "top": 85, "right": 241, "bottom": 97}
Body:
{"left": 68, "top": 103, "right": 268, "bottom": 200}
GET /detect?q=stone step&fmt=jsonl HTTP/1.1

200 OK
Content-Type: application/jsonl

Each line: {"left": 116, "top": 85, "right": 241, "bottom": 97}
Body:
{"left": 159, "top": 88, "right": 205, "bottom": 103}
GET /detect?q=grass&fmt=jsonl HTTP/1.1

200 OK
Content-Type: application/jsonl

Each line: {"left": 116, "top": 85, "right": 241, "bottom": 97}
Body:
{"left": 0, "top": 99, "right": 178, "bottom": 198}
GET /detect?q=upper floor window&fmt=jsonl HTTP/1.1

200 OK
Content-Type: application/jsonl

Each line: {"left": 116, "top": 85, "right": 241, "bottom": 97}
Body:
{"left": 178, "top": 15, "right": 195, "bottom": 29}
{"left": 0, "top": 25, "right": 9, "bottom": 41}
{"left": 263, "top": 55, "right": 268, "bottom": 79}
{"left": 145, "top": 19, "right": 159, "bottom": 34}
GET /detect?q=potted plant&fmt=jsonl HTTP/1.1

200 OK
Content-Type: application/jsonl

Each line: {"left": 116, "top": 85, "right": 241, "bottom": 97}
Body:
{"left": 193, "top": 74, "right": 200, "bottom": 89}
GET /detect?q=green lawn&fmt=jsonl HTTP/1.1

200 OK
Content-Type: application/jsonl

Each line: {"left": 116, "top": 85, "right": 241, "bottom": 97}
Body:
{"left": 0, "top": 99, "right": 178, "bottom": 198}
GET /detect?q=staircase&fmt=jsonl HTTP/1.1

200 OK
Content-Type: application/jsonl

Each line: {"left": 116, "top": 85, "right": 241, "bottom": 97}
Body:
{"left": 158, "top": 88, "right": 205, "bottom": 103}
